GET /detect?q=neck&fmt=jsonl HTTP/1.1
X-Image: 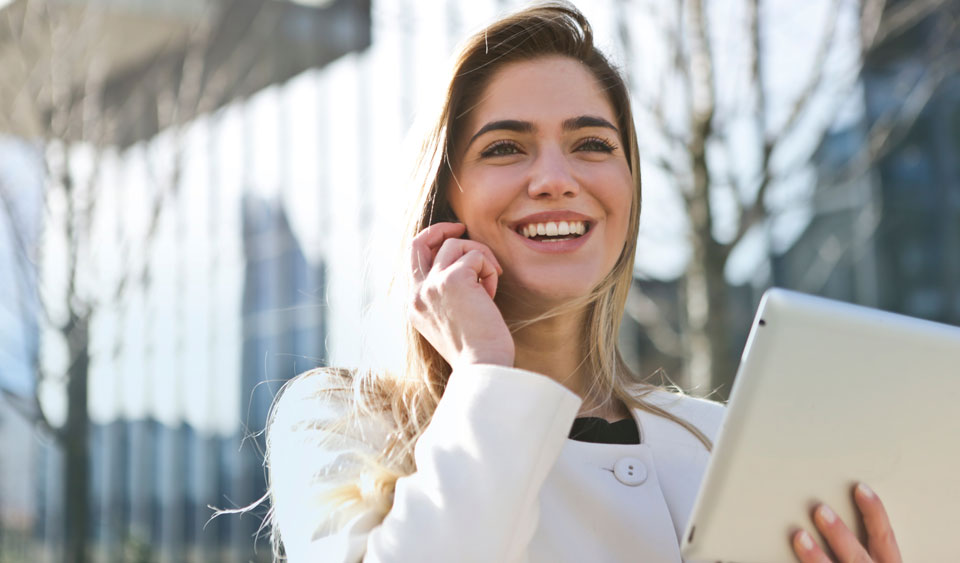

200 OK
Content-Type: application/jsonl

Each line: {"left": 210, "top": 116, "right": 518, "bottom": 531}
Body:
{"left": 500, "top": 297, "right": 629, "bottom": 422}
{"left": 511, "top": 308, "right": 589, "bottom": 396}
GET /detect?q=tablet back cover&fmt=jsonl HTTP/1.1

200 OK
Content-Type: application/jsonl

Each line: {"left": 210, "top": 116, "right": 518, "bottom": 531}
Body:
{"left": 680, "top": 288, "right": 960, "bottom": 563}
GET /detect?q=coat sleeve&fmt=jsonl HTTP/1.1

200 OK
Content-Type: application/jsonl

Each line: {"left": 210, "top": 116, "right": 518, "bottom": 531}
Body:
{"left": 269, "top": 364, "right": 583, "bottom": 563}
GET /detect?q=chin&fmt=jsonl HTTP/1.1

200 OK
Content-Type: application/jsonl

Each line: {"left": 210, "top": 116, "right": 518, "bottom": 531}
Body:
{"left": 501, "top": 274, "right": 603, "bottom": 310}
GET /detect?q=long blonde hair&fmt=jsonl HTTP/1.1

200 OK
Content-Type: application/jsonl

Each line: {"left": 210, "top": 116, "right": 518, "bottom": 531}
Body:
{"left": 265, "top": 1, "right": 711, "bottom": 556}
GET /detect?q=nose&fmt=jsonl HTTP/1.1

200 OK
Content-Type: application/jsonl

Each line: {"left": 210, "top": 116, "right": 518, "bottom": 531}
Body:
{"left": 527, "top": 145, "right": 580, "bottom": 199}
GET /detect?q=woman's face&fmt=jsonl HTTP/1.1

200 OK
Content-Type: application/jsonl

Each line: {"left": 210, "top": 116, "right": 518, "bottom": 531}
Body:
{"left": 448, "top": 55, "right": 634, "bottom": 306}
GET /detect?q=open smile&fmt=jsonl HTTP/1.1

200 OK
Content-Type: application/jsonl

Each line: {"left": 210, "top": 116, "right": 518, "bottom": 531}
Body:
{"left": 509, "top": 212, "right": 595, "bottom": 253}
{"left": 516, "top": 220, "right": 590, "bottom": 242}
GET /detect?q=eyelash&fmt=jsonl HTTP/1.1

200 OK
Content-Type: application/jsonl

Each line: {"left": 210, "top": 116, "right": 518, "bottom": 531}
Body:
{"left": 479, "top": 137, "right": 619, "bottom": 158}
{"left": 480, "top": 140, "right": 521, "bottom": 158}
{"left": 578, "top": 137, "right": 618, "bottom": 153}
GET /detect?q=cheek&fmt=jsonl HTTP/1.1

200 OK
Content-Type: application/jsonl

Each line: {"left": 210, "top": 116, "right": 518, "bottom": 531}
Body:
{"left": 599, "top": 171, "right": 635, "bottom": 260}
{"left": 599, "top": 169, "right": 635, "bottom": 225}
{"left": 453, "top": 169, "right": 519, "bottom": 234}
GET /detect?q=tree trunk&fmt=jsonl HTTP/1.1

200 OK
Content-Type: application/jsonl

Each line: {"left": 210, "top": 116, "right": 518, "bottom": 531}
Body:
{"left": 683, "top": 109, "right": 736, "bottom": 397}
{"left": 683, "top": 222, "right": 735, "bottom": 396}
{"left": 64, "top": 311, "right": 90, "bottom": 563}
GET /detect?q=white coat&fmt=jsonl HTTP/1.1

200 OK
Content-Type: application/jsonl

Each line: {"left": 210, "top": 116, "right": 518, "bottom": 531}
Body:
{"left": 269, "top": 364, "right": 726, "bottom": 563}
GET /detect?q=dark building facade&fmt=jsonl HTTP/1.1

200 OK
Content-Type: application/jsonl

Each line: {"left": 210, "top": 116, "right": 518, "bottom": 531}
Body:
{"left": 236, "top": 192, "right": 327, "bottom": 558}
{"left": 27, "top": 194, "right": 326, "bottom": 562}
{"left": 776, "top": 3, "right": 960, "bottom": 327}
{"left": 622, "top": 4, "right": 960, "bottom": 396}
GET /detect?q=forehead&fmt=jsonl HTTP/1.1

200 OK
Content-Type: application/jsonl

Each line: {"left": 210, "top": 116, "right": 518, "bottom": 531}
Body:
{"left": 466, "top": 55, "right": 617, "bottom": 133}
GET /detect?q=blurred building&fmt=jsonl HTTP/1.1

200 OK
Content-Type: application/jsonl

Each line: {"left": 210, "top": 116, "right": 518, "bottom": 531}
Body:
{"left": 16, "top": 0, "right": 950, "bottom": 559}
{"left": 0, "top": 140, "right": 43, "bottom": 562}
{"left": 28, "top": 153, "right": 327, "bottom": 563}
{"left": 775, "top": 6, "right": 960, "bottom": 326}
{"left": 622, "top": 4, "right": 960, "bottom": 395}
{"left": 235, "top": 191, "right": 327, "bottom": 557}
{"left": 0, "top": 0, "right": 367, "bottom": 561}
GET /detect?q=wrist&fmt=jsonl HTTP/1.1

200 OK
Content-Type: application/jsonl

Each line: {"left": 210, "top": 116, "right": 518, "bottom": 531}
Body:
{"left": 453, "top": 349, "right": 515, "bottom": 371}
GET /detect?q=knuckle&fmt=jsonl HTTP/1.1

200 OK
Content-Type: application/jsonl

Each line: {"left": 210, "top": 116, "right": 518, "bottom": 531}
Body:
{"left": 874, "top": 528, "right": 895, "bottom": 548}
{"left": 409, "top": 259, "right": 425, "bottom": 276}
{"left": 451, "top": 260, "right": 480, "bottom": 278}
{"left": 425, "top": 277, "right": 445, "bottom": 296}
{"left": 437, "top": 270, "right": 462, "bottom": 289}
{"left": 416, "top": 223, "right": 436, "bottom": 237}
{"left": 408, "top": 292, "right": 428, "bottom": 313}
{"left": 439, "top": 237, "right": 461, "bottom": 251}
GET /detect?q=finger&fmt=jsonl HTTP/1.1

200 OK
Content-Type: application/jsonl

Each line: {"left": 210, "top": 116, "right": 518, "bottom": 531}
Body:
{"left": 433, "top": 238, "right": 502, "bottom": 275}
{"left": 792, "top": 529, "right": 831, "bottom": 563}
{"left": 475, "top": 256, "right": 499, "bottom": 300}
{"left": 453, "top": 249, "right": 499, "bottom": 299}
{"left": 813, "top": 503, "right": 871, "bottom": 563}
{"left": 410, "top": 222, "right": 466, "bottom": 282}
{"left": 855, "top": 483, "right": 902, "bottom": 563}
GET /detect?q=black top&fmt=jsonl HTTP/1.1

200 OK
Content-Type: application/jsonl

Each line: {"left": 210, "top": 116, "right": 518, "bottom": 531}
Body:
{"left": 568, "top": 417, "right": 641, "bottom": 445}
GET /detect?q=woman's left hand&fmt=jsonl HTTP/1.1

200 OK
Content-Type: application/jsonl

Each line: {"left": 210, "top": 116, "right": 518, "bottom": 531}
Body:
{"left": 792, "top": 483, "right": 902, "bottom": 563}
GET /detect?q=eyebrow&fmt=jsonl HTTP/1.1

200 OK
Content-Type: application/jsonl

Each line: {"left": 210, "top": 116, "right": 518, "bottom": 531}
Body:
{"left": 464, "top": 115, "right": 620, "bottom": 152}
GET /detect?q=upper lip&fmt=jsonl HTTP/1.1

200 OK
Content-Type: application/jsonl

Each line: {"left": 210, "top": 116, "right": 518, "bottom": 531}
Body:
{"left": 509, "top": 210, "right": 595, "bottom": 231}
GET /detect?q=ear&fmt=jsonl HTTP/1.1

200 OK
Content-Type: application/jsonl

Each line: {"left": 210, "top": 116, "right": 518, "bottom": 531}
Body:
{"left": 436, "top": 177, "right": 462, "bottom": 224}
{"left": 444, "top": 205, "right": 461, "bottom": 223}
{"left": 425, "top": 194, "right": 460, "bottom": 226}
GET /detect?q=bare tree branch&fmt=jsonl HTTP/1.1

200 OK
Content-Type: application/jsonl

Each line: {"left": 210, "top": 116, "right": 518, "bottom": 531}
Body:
{"left": 637, "top": 0, "right": 959, "bottom": 393}
{"left": 683, "top": 0, "right": 717, "bottom": 229}
{"left": 779, "top": 11, "right": 960, "bottom": 192}
{"left": 686, "top": 0, "right": 716, "bottom": 126}
{"left": 860, "top": 0, "right": 889, "bottom": 49}
{"left": 0, "top": 387, "right": 58, "bottom": 439}
{"left": 727, "top": 0, "right": 852, "bottom": 260}
{"left": 625, "top": 289, "right": 683, "bottom": 356}
{"left": 871, "top": 0, "right": 950, "bottom": 48}
{"left": 794, "top": 201, "right": 884, "bottom": 294}
{"left": 723, "top": 146, "right": 772, "bottom": 260}
{"left": 747, "top": 0, "right": 765, "bottom": 127}
{"left": 669, "top": 0, "right": 692, "bottom": 119}
{"left": 868, "top": 62, "right": 956, "bottom": 156}
{"left": 0, "top": 167, "right": 54, "bottom": 330}
{"left": 774, "top": 0, "right": 843, "bottom": 144}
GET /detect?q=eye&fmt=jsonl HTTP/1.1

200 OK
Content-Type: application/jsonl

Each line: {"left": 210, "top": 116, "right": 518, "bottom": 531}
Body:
{"left": 480, "top": 140, "right": 523, "bottom": 158}
{"left": 576, "top": 137, "right": 618, "bottom": 153}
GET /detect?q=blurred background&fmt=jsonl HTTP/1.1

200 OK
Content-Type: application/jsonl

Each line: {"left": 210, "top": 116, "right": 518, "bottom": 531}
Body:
{"left": 0, "top": 0, "right": 957, "bottom": 560}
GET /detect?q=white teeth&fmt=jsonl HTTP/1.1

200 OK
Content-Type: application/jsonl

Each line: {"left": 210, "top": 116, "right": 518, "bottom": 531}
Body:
{"left": 519, "top": 220, "right": 587, "bottom": 239}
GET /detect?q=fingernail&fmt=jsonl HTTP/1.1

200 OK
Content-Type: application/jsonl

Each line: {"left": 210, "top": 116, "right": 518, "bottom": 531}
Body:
{"left": 798, "top": 530, "right": 814, "bottom": 550}
{"left": 857, "top": 482, "right": 875, "bottom": 499}
{"left": 818, "top": 504, "right": 837, "bottom": 524}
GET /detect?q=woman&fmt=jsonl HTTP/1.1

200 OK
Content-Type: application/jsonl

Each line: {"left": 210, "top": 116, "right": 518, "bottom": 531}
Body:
{"left": 267, "top": 3, "right": 901, "bottom": 562}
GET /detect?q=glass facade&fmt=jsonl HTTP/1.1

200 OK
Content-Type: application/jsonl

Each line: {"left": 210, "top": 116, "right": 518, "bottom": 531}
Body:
{"left": 778, "top": 4, "right": 960, "bottom": 327}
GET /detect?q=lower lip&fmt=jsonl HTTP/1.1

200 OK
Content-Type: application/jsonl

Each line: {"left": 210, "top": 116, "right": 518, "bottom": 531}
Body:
{"left": 513, "top": 226, "right": 594, "bottom": 253}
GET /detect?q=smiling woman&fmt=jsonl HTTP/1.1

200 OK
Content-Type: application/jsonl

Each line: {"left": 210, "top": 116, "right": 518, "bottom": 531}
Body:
{"left": 449, "top": 55, "right": 633, "bottom": 308}
{"left": 263, "top": 3, "right": 900, "bottom": 563}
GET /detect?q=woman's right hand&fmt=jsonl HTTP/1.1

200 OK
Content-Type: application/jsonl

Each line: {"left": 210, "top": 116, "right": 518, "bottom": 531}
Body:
{"left": 408, "top": 222, "right": 515, "bottom": 370}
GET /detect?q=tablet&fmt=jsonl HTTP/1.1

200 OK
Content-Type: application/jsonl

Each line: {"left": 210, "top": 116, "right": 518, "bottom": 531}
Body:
{"left": 680, "top": 288, "right": 960, "bottom": 563}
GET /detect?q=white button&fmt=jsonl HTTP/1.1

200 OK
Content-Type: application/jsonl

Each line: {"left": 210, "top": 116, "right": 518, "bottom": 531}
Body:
{"left": 613, "top": 457, "right": 648, "bottom": 486}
